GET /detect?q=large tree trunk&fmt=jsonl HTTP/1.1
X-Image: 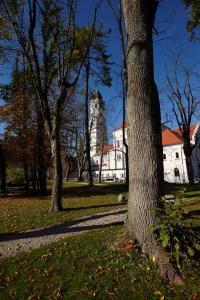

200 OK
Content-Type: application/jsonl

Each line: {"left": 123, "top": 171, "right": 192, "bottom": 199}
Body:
{"left": 0, "top": 144, "right": 6, "bottom": 196}
{"left": 84, "top": 61, "right": 93, "bottom": 186}
{"left": 183, "top": 142, "right": 194, "bottom": 184}
{"left": 49, "top": 133, "right": 63, "bottom": 212}
{"left": 122, "top": 0, "right": 183, "bottom": 285}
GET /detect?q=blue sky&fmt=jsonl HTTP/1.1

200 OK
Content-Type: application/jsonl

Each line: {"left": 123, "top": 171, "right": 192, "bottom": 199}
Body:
{"left": 1, "top": 0, "right": 200, "bottom": 138}
{"left": 78, "top": 0, "right": 200, "bottom": 136}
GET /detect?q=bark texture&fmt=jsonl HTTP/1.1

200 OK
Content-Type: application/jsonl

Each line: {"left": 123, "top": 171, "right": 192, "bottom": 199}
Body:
{"left": 183, "top": 141, "right": 194, "bottom": 184}
{"left": 50, "top": 136, "right": 63, "bottom": 212}
{"left": 123, "top": 0, "right": 183, "bottom": 285}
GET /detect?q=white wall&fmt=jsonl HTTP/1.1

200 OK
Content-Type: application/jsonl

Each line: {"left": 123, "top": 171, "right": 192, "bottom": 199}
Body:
{"left": 91, "top": 124, "right": 200, "bottom": 183}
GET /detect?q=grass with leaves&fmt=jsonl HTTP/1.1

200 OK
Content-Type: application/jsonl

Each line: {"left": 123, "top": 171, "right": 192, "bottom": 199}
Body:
{"left": 0, "top": 182, "right": 200, "bottom": 234}
{"left": 0, "top": 182, "right": 200, "bottom": 298}
{"left": 0, "top": 226, "right": 199, "bottom": 299}
{"left": 0, "top": 182, "right": 127, "bottom": 234}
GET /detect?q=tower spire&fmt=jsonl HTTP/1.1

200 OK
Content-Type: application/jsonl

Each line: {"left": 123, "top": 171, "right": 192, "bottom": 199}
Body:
{"left": 90, "top": 90, "right": 107, "bottom": 156}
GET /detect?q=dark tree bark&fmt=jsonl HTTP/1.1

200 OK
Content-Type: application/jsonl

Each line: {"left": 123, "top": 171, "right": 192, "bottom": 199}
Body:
{"left": 36, "top": 100, "right": 47, "bottom": 194}
{"left": 184, "top": 141, "right": 194, "bottom": 184}
{"left": 23, "top": 164, "right": 29, "bottom": 191}
{"left": 50, "top": 131, "right": 63, "bottom": 212}
{"left": 98, "top": 146, "right": 104, "bottom": 183}
{"left": 0, "top": 144, "right": 6, "bottom": 196}
{"left": 84, "top": 60, "right": 93, "bottom": 186}
{"left": 122, "top": 0, "right": 183, "bottom": 285}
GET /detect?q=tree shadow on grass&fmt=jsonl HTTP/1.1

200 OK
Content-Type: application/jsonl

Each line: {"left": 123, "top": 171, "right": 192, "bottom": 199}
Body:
{"left": 63, "top": 203, "right": 125, "bottom": 211}
{"left": 0, "top": 209, "right": 127, "bottom": 242}
{"left": 4, "top": 184, "right": 128, "bottom": 200}
{"left": 61, "top": 184, "right": 128, "bottom": 199}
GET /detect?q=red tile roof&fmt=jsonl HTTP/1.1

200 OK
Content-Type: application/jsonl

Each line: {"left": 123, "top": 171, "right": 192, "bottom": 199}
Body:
{"left": 95, "top": 144, "right": 113, "bottom": 156}
{"left": 173, "top": 124, "right": 197, "bottom": 139}
{"left": 162, "top": 124, "right": 198, "bottom": 146}
{"left": 162, "top": 128, "right": 183, "bottom": 146}
{"left": 114, "top": 120, "right": 128, "bottom": 131}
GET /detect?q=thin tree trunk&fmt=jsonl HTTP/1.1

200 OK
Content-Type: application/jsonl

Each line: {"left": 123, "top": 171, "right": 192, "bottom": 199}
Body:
{"left": 78, "top": 168, "right": 83, "bottom": 181}
{"left": 122, "top": 84, "right": 129, "bottom": 185}
{"left": 122, "top": 0, "right": 183, "bottom": 285}
{"left": 49, "top": 133, "right": 63, "bottom": 212}
{"left": 23, "top": 164, "right": 29, "bottom": 191}
{"left": 98, "top": 148, "right": 104, "bottom": 183}
{"left": 36, "top": 99, "right": 47, "bottom": 194}
{"left": 184, "top": 146, "right": 194, "bottom": 184}
{"left": 84, "top": 61, "right": 93, "bottom": 186}
{"left": 0, "top": 144, "right": 6, "bottom": 196}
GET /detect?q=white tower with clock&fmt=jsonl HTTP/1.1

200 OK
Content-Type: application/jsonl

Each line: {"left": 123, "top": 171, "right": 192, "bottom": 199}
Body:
{"left": 90, "top": 90, "right": 107, "bottom": 157}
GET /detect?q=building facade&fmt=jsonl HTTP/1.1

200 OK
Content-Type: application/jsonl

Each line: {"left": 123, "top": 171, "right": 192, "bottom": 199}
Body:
{"left": 91, "top": 91, "right": 200, "bottom": 183}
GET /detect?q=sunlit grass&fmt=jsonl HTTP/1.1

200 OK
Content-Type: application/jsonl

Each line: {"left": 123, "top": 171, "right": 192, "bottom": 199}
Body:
{"left": 0, "top": 226, "right": 199, "bottom": 299}
{"left": 0, "top": 183, "right": 127, "bottom": 234}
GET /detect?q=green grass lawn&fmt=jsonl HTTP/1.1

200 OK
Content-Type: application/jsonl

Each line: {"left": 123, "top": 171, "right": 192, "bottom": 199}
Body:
{"left": 0, "top": 182, "right": 200, "bottom": 299}
{"left": 0, "top": 182, "right": 127, "bottom": 234}
{"left": 0, "top": 226, "right": 199, "bottom": 300}
{"left": 0, "top": 182, "right": 200, "bottom": 234}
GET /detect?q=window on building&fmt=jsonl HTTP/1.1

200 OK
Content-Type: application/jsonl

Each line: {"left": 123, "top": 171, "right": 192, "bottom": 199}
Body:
{"left": 122, "top": 173, "right": 124, "bottom": 178}
{"left": 174, "top": 168, "right": 180, "bottom": 177}
{"left": 117, "top": 140, "right": 120, "bottom": 148}
{"left": 96, "top": 160, "right": 98, "bottom": 165}
{"left": 163, "top": 153, "right": 166, "bottom": 160}
{"left": 175, "top": 152, "right": 179, "bottom": 159}
{"left": 117, "top": 154, "right": 121, "bottom": 160}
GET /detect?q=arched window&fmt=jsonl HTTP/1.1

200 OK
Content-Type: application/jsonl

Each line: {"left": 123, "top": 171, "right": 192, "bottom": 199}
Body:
{"left": 174, "top": 168, "right": 180, "bottom": 177}
{"left": 175, "top": 152, "right": 179, "bottom": 159}
{"left": 163, "top": 153, "right": 166, "bottom": 160}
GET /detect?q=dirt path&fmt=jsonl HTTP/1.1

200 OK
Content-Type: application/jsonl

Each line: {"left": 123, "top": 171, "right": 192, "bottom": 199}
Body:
{"left": 0, "top": 208, "right": 127, "bottom": 258}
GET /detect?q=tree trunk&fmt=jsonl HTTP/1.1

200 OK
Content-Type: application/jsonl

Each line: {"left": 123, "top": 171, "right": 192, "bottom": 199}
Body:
{"left": 98, "top": 150, "right": 103, "bottom": 183}
{"left": 122, "top": 0, "right": 183, "bottom": 285}
{"left": 23, "top": 164, "right": 29, "bottom": 191}
{"left": 78, "top": 167, "right": 83, "bottom": 181}
{"left": 183, "top": 143, "right": 194, "bottom": 184}
{"left": 49, "top": 134, "right": 63, "bottom": 212}
{"left": 84, "top": 61, "right": 93, "bottom": 186}
{"left": 36, "top": 100, "right": 47, "bottom": 194}
{"left": 0, "top": 144, "right": 6, "bottom": 196}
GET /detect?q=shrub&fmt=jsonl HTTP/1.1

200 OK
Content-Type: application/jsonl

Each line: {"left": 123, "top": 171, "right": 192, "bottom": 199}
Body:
{"left": 6, "top": 167, "right": 24, "bottom": 186}
{"left": 152, "top": 194, "right": 200, "bottom": 270}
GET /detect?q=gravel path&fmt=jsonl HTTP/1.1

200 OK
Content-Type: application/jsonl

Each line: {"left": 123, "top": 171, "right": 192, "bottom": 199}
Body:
{"left": 0, "top": 208, "right": 127, "bottom": 258}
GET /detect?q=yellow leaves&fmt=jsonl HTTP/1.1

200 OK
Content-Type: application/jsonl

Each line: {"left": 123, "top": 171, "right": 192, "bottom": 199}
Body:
{"left": 152, "top": 255, "right": 156, "bottom": 263}
{"left": 153, "top": 290, "right": 165, "bottom": 300}
{"left": 41, "top": 249, "right": 52, "bottom": 261}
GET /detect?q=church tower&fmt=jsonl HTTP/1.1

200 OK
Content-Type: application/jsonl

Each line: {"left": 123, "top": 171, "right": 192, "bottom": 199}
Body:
{"left": 90, "top": 90, "right": 107, "bottom": 157}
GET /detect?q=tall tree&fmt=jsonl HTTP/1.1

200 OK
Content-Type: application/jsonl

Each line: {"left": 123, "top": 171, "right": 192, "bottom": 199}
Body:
{"left": 108, "top": 0, "right": 129, "bottom": 185}
{"left": 122, "top": 0, "right": 183, "bottom": 284}
{"left": 167, "top": 57, "right": 200, "bottom": 184}
{"left": 83, "top": 26, "right": 112, "bottom": 186}
{"left": 1, "top": 0, "right": 99, "bottom": 211}
{"left": 0, "top": 59, "right": 36, "bottom": 190}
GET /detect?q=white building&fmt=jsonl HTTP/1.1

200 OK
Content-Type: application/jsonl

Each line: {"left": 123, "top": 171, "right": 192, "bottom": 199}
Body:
{"left": 90, "top": 91, "right": 200, "bottom": 183}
